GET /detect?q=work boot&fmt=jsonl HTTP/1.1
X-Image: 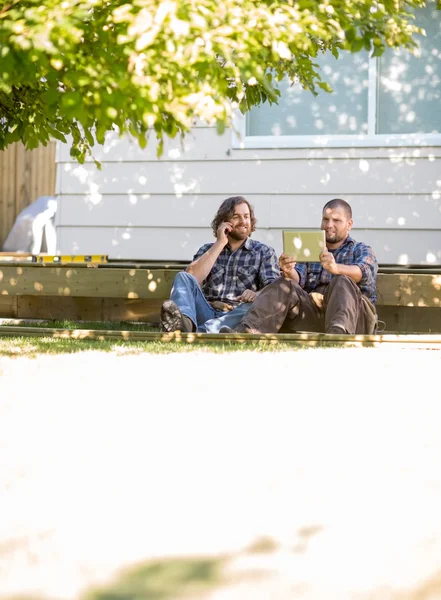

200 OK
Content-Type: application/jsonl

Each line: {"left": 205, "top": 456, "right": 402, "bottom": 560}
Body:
{"left": 219, "top": 323, "right": 261, "bottom": 334}
{"left": 160, "top": 300, "right": 194, "bottom": 332}
{"left": 326, "top": 325, "right": 346, "bottom": 334}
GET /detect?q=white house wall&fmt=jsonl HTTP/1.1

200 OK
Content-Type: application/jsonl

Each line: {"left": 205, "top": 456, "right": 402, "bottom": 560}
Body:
{"left": 56, "top": 127, "right": 441, "bottom": 265}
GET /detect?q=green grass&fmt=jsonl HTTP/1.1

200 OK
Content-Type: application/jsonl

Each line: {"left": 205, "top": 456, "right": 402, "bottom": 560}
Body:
{"left": 0, "top": 320, "right": 357, "bottom": 356}
{"left": 0, "top": 319, "right": 158, "bottom": 331}
{"left": 0, "top": 319, "right": 323, "bottom": 356}
{"left": 0, "top": 335, "right": 312, "bottom": 357}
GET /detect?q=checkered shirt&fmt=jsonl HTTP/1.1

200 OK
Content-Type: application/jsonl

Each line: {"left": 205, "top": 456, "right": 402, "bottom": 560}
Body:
{"left": 295, "top": 236, "right": 378, "bottom": 303}
{"left": 193, "top": 238, "right": 280, "bottom": 305}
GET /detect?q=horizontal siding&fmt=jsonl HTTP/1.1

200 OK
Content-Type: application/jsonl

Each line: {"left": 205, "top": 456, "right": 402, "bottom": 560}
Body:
{"left": 58, "top": 128, "right": 232, "bottom": 163}
{"left": 58, "top": 193, "right": 441, "bottom": 230}
{"left": 56, "top": 226, "right": 441, "bottom": 265}
{"left": 57, "top": 194, "right": 271, "bottom": 228}
{"left": 59, "top": 158, "right": 441, "bottom": 196}
{"left": 57, "top": 130, "right": 441, "bottom": 163}
{"left": 56, "top": 125, "right": 441, "bottom": 265}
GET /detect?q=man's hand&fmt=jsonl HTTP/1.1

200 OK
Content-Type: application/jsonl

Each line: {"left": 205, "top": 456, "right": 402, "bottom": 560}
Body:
{"left": 320, "top": 249, "right": 340, "bottom": 275}
{"left": 237, "top": 289, "right": 257, "bottom": 303}
{"left": 279, "top": 253, "right": 297, "bottom": 279}
{"left": 216, "top": 222, "right": 233, "bottom": 246}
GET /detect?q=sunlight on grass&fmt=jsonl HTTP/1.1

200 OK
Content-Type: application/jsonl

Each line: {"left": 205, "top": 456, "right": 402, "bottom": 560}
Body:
{"left": 0, "top": 319, "right": 351, "bottom": 356}
{"left": 0, "top": 336, "right": 313, "bottom": 357}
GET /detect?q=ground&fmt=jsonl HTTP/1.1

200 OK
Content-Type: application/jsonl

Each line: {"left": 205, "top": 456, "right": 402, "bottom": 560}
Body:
{"left": 1, "top": 346, "right": 441, "bottom": 600}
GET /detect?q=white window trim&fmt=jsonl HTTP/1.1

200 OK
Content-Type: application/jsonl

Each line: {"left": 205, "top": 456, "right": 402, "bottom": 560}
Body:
{"left": 232, "top": 57, "right": 441, "bottom": 149}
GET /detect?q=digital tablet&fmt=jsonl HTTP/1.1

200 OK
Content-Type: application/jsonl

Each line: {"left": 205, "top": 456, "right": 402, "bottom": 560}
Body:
{"left": 282, "top": 229, "right": 326, "bottom": 262}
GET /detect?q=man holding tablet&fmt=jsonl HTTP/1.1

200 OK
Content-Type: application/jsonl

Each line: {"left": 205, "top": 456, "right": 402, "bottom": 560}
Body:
{"left": 221, "top": 198, "right": 378, "bottom": 335}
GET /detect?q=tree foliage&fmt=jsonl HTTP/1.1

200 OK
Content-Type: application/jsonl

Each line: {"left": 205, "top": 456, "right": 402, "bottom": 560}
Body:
{"left": 0, "top": 0, "right": 436, "bottom": 162}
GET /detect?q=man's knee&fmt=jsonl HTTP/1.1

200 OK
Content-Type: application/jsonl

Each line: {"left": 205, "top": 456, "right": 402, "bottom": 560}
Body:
{"left": 329, "top": 274, "right": 359, "bottom": 294}
{"left": 174, "top": 271, "right": 192, "bottom": 283}
{"left": 173, "top": 271, "right": 199, "bottom": 288}
{"left": 272, "top": 276, "right": 302, "bottom": 295}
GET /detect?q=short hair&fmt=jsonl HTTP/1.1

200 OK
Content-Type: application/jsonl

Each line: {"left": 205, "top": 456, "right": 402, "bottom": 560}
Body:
{"left": 211, "top": 196, "right": 257, "bottom": 237}
{"left": 323, "top": 198, "right": 352, "bottom": 219}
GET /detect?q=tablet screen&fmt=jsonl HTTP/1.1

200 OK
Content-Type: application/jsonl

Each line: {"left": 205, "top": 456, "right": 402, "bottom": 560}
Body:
{"left": 282, "top": 230, "right": 326, "bottom": 262}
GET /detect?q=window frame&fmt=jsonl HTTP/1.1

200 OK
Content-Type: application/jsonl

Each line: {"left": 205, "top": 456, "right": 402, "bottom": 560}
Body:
{"left": 232, "top": 56, "right": 441, "bottom": 150}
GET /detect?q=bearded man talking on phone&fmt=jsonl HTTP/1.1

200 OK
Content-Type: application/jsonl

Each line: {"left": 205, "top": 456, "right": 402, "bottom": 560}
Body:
{"left": 160, "top": 196, "right": 280, "bottom": 333}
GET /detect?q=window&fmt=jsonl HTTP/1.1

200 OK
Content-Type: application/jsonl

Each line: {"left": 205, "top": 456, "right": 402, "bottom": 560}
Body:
{"left": 238, "top": 5, "right": 441, "bottom": 147}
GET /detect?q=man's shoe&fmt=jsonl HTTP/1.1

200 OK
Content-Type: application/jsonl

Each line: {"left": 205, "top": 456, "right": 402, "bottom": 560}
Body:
{"left": 219, "top": 323, "right": 261, "bottom": 334}
{"left": 326, "top": 325, "right": 346, "bottom": 334}
{"left": 219, "top": 325, "right": 235, "bottom": 333}
{"left": 160, "top": 300, "right": 193, "bottom": 332}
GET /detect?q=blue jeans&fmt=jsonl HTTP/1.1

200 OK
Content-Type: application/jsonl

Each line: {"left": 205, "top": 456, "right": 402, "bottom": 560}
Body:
{"left": 170, "top": 272, "right": 253, "bottom": 333}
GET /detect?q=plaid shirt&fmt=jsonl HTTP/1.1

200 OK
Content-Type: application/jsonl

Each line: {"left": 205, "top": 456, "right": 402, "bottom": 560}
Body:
{"left": 193, "top": 238, "right": 280, "bottom": 305}
{"left": 295, "top": 236, "right": 378, "bottom": 303}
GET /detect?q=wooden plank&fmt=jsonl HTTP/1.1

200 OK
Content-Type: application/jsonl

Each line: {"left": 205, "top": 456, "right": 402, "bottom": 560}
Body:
{"left": 0, "top": 142, "right": 56, "bottom": 250}
{"left": 378, "top": 306, "right": 441, "bottom": 334}
{"left": 17, "top": 296, "right": 104, "bottom": 321}
{"left": 3, "top": 264, "right": 441, "bottom": 334}
{"left": 36, "top": 142, "right": 56, "bottom": 197}
{"left": 0, "top": 145, "right": 17, "bottom": 249}
{"left": 0, "top": 295, "right": 18, "bottom": 318}
{"left": 102, "top": 298, "right": 162, "bottom": 322}
{"left": 9, "top": 300, "right": 441, "bottom": 333}
{"left": 2, "top": 325, "right": 441, "bottom": 347}
{"left": 59, "top": 157, "right": 441, "bottom": 195}
{"left": 0, "top": 266, "right": 179, "bottom": 298}
{"left": 3, "top": 266, "right": 441, "bottom": 307}
{"left": 15, "top": 143, "right": 29, "bottom": 216}
{"left": 376, "top": 273, "right": 441, "bottom": 307}
{"left": 14, "top": 296, "right": 161, "bottom": 322}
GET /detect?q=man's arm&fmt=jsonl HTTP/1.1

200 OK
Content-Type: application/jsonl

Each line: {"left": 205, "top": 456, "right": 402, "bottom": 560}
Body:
{"left": 320, "top": 249, "right": 362, "bottom": 282}
{"left": 186, "top": 222, "right": 231, "bottom": 284}
{"left": 321, "top": 243, "right": 379, "bottom": 288}
{"left": 279, "top": 253, "right": 301, "bottom": 284}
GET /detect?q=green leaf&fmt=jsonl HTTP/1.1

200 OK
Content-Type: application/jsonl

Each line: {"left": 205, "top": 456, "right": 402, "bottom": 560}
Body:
{"left": 48, "top": 127, "right": 67, "bottom": 143}
{"left": 317, "top": 81, "right": 333, "bottom": 93}
{"left": 371, "top": 45, "right": 385, "bottom": 57}
{"left": 0, "top": 0, "right": 433, "bottom": 163}
{"left": 216, "top": 119, "right": 226, "bottom": 135}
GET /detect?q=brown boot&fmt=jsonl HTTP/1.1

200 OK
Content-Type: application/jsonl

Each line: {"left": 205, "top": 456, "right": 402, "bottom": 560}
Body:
{"left": 160, "top": 300, "right": 194, "bottom": 332}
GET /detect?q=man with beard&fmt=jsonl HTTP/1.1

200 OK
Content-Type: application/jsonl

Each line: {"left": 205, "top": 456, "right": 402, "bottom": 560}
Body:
{"left": 160, "top": 196, "right": 280, "bottom": 333}
{"left": 221, "top": 198, "right": 378, "bottom": 335}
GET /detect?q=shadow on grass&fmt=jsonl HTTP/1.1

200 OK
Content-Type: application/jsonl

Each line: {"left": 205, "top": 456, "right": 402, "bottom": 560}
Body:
{"left": 83, "top": 556, "right": 223, "bottom": 600}
{"left": 4, "top": 556, "right": 224, "bottom": 600}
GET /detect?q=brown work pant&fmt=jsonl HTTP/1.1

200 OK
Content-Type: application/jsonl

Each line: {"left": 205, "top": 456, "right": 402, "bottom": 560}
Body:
{"left": 243, "top": 275, "right": 376, "bottom": 334}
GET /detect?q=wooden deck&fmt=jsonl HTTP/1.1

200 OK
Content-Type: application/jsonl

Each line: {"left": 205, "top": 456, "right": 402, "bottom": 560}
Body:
{"left": 1, "top": 261, "right": 441, "bottom": 332}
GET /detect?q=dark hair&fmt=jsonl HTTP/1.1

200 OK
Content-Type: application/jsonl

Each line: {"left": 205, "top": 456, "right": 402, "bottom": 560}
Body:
{"left": 211, "top": 196, "right": 257, "bottom": 237}
{"left": 323, "top": 198, "right": 352, "bottom": 219}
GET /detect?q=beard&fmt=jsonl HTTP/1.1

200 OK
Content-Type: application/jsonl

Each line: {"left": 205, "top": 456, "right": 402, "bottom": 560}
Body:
{"left": 229, "top": 226, "right": 250, "bottom": 241}
{"left": 325, "top": 231, "right": 345, "bottom": 244}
